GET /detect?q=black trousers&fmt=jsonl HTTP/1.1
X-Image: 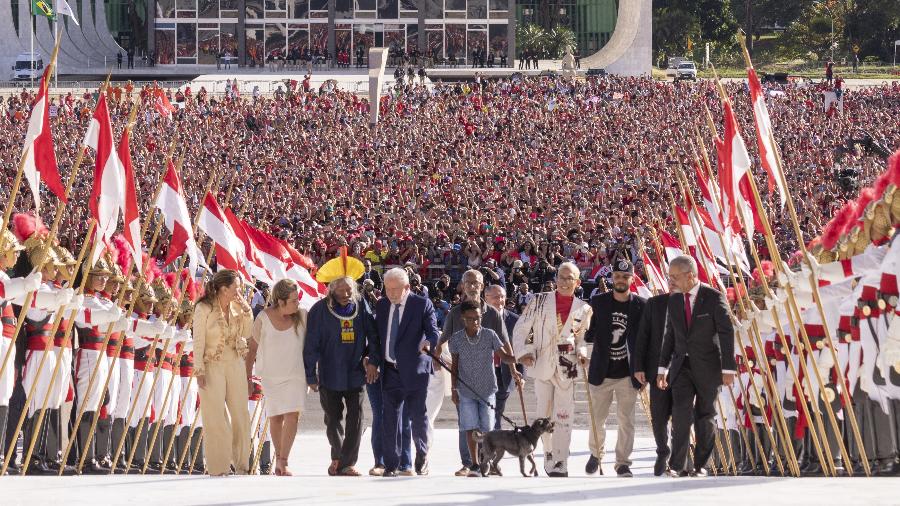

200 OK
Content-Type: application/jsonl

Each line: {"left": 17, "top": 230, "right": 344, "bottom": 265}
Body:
{"left": 649, "top": 383, "right": 673, "bottom": 457}
{"left": 670, "top": 359, "right": 717, "bottom": 472}
{"left": 319, "top": 387, "right": 363, "bottom": 468}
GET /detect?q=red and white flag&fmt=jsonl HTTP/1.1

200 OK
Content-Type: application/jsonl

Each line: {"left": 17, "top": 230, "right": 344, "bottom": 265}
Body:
{"left": 278, "top": 238, "right": 326, "bottom": 308}
{"left": 198, "top": 191, "right": 250, "bottom": 281}
{"left": 658, "top": 230, "right": 684, "bottom": 265}
{"left": 641, "top": 251, "right": 669, "bottom": 294}
{"left": 747, "top": 67, "right": 786, "bottom": 208}
{"left": 154, "top": 160, "right": 207, "bottom": 274}
{"left": 22, "top": 65, "right": 66, "bottom": 210}
{"left": 630, "top": 275, "right": 653, "bottom": 299}
{"left": 223, "top": 208, "right": 273, "bottom": 285}
{"left": 84, "top": 91, "right": 124, "bottom": 266}
{"left": 118, "top": 127, "right": 142, "bottom": 273}
{"left": 720, "top": 99, "right": 764, "bottom": 239}
{"left": 239, "top": 221, "right": 290, "bottom": 280}
{"left": 154, "top": 88, "right": 176, "bottom": 119}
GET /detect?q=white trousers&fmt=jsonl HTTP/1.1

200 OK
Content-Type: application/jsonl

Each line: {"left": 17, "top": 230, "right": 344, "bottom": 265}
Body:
{"left": 75, "top": 348, "right": 107, "bottom": 412}
{"left": 534, "top": 376, "right": 576, "bottom": 465}
{"left": 0, "top": 338, "right": 14, "bottom": 406}
{"left": 23, "top": 349, "right": 57, "bottom": 416}
{"left": 130, "top": 369, "right": 155, "bottom": 427}
{"left": 112, "top": 359, "right": 135, "bottom": 420}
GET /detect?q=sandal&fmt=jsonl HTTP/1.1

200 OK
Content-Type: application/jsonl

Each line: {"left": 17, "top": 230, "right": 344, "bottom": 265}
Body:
{"left": 338, "top": 466, "right": 361, "bottom": 476}
{"left": 328, "top": 459, "right": 340, "bottom": 476}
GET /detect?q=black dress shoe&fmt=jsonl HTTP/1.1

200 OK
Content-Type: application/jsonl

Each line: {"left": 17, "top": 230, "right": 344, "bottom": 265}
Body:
{"left": 585, "top": 455, "right": 600, "bottom": 475}
{"left": 190, "top": 466, "right": 206, "bottom": 475}
{"left": 82, "top": 459, "right": 110, "bottom": 475}
{"left": 654, "top": 455, "right": 668, "bottom": 476}
{"left": 25, "top": 459, "right": 54, "bottom": 475}
{"left": 46, "top": 461, "right": 78, "bottom": 476}
{"left": 382, "top": 469, "right": 398, "bottom": 477}
{"left": 801, "top": 462, "right": 825, "bottom": 477}
{"left": 691, "top": 468, "right": 708, "bottom": 477}
{"left": 415, "top": 454, "right": 429, "bottom": 475}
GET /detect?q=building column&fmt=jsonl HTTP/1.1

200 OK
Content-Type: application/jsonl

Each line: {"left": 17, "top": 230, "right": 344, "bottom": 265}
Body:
{"left": 508, "top": 0, "right": 516, "bottom": 66}
{"left": 417, "top": 0, "right": 426, "bottom": 55}
{"left": 327, "top": 0, "right": 336, "bottom": 65}
{"left": 146, "top": 0, "right": 154, "bottom": 59}
{"left": 238, "top": 0, "right": 246, "bottom": 66}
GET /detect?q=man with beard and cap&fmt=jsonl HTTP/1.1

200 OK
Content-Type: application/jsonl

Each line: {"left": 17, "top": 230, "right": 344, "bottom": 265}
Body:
{"left": 583, "top": 259, "right": 646, "bottom": 477}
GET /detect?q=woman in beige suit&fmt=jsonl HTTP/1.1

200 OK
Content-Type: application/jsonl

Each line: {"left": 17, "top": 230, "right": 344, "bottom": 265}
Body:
{"left": 193, "top": 270, "right": 253, "bottom": 476}
{"left": 245, "top": 279, "right": 308, "bottom": 476}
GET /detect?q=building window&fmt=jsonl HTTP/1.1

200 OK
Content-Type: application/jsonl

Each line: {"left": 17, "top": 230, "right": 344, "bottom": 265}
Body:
{"left": 177, "top": 23, "right": 197, "bottom": 60}
{"left": 198, "top": 28, "right": 219, "bottom": 63}
{"left": 377, "top": 0, "right": 398, "bottom": 19}
{"left": 155, "top": 28, "right": 176, "bottom": 63}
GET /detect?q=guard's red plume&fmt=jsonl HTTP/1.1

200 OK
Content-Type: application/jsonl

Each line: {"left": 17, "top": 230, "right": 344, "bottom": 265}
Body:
{"left": 181, "top": 269, "right": 199, "bottom": 302}
{"left": 12, "top": 213, "right": 47, "bottom": 242}
{"left": 111, "top": 234, "right": 133, "bottom": 272}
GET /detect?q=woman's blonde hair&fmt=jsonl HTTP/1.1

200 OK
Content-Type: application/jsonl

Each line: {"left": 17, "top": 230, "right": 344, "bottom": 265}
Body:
{"left": 271, "top": 278, "right": 304, "bottom": 330}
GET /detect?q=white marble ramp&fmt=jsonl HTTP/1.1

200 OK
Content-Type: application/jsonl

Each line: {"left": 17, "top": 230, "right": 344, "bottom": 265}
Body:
{"left": 1, "top": 429, "right": 897, "bottom": 505}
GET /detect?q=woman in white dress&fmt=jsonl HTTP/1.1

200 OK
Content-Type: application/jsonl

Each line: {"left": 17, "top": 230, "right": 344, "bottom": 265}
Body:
{"left": 245, "top": 279, "right": 307, "bottom": 476}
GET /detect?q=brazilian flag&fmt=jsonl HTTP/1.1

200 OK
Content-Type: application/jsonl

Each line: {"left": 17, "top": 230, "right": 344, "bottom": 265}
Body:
{"left": 31, "top": 0, "right": 54, "bottom": 18}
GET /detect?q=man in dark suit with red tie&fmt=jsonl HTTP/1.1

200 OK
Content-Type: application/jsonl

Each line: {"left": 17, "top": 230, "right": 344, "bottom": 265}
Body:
{"left": 369, "top": 268, "right": 441, "bottom": 477}
{"left": 657, "top": 255, "right": 735, "bottom": 477}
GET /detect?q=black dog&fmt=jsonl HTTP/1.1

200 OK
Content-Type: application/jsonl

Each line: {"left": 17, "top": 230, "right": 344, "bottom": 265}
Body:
{"left": 473, "top": 418, "right": 555, "bottom": 477}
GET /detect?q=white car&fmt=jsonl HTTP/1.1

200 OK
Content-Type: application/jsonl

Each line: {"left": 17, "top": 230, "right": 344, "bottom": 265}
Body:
{"left": 674, "top": 61, "right": 697, "bottom": 81}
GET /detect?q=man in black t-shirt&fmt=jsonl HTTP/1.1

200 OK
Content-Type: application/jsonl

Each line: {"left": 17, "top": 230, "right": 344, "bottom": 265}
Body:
{"left": 583, "top": 259, "right": 646, "bottom": 477}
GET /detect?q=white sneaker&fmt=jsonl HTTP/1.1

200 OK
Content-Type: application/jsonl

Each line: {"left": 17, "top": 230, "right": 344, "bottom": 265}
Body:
{"left": 543, "top": 453, "right": 555, "bottom": 476}
{"left": 455, "top": 465, "right": 470, "bottom": 477}
{"left": 369, "top": 465, "right": 385, "bottom": 476}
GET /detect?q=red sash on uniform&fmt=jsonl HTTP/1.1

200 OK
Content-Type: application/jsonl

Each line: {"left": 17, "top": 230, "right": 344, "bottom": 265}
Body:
{"left": 106, "top": 332, "right": 122, "bottom": 358}
{"left": 1, "top": 302, "right": 15, "bottom": 339}
{"left": 75, "top": 324, "right": 105, "bottom": 351}
{"left": 120, "top": 337, "right": 135, "bottom": 360}
{"left": 25, "top": 316, "right": 54, "bottom": 351}
{"left": 179, "top": 351, "right": 194, "bottom": 377}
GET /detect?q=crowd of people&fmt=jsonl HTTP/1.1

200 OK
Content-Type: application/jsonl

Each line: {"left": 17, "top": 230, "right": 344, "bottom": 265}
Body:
{"left": 0, "top": 71, "right": 898, "bottom": 478}
{"left": 2, "top": 74, "right": 897, "bottom": 302}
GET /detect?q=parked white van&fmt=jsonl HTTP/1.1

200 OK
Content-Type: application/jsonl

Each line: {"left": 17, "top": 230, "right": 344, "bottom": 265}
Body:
{"left": 12, "top": 53, "right": 45, "bottom": 80}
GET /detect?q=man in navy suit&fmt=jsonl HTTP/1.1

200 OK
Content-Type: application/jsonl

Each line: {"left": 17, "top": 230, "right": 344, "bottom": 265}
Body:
{"left": 369, "top": 268, "right": 440, "bottom": 477}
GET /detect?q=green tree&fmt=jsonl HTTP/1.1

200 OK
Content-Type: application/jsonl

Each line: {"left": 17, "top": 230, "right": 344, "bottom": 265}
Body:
{"left": 843, "top": 0, "right": 900, "bottom": 61}
{"left": 653, "top": 7, "right": 700, "bottom": 62}
{"left": 546, "top": 26, "right": 577, "bottom": 58}
{"left": 516, "top": 23, "right": 548, "bottom": 57}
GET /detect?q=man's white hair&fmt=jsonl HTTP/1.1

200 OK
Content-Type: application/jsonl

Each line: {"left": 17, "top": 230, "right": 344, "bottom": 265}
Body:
{"left": 328, "top": 276, "right": 361, "bottom": 302}
{"left": 462, "top": 269, "right": 484, "bottom": 283}
{"left": 557, "top": 262, "right": 581, "bottom": 279}
{"left": 484, "top": 284, "right": 506, "bottom": 297}
{"left": 669, "top": 255, "right": 698, "bottom": 275}
{"left": 383, "top": 267, "right": 410, "bottom": 286}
